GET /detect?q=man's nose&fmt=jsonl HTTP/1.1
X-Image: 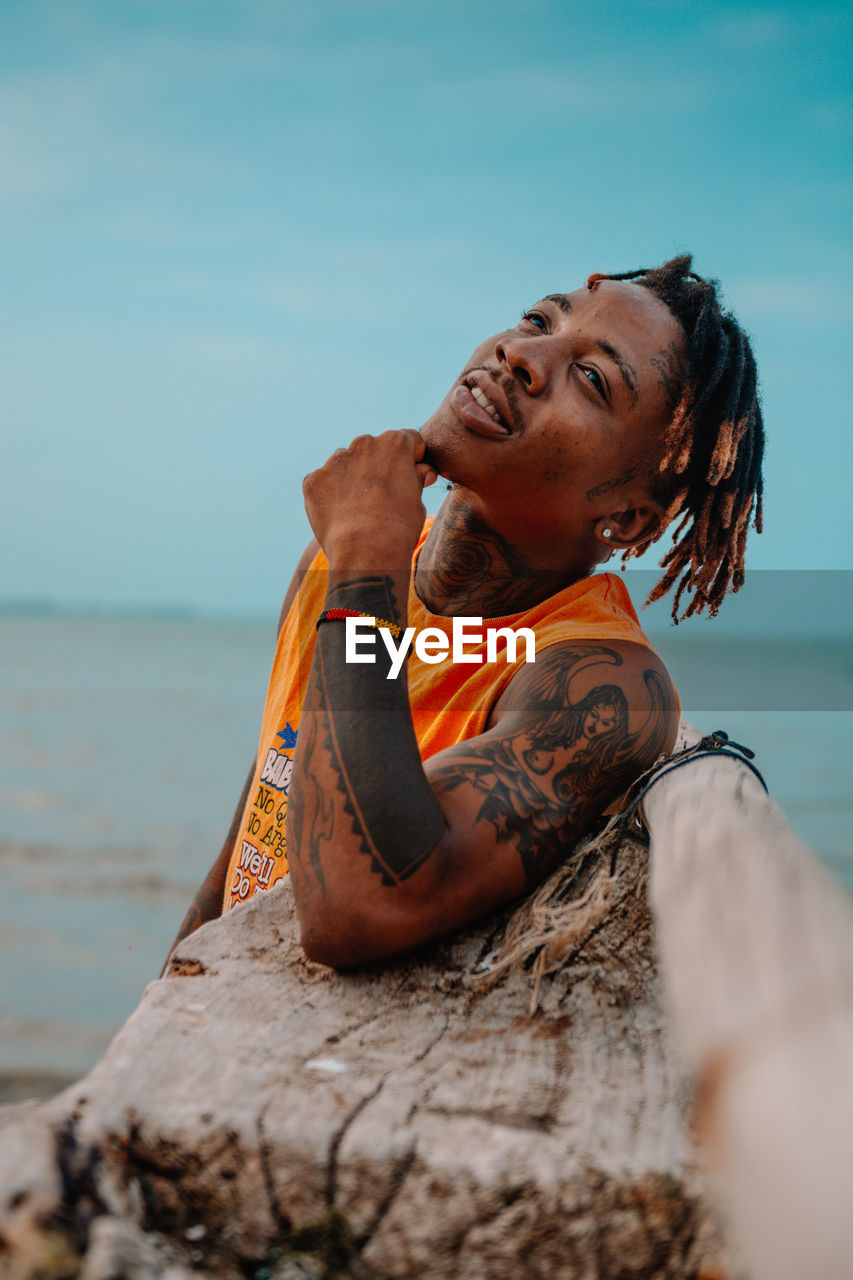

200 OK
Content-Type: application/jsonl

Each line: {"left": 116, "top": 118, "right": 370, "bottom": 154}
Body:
{"left": 494, "top": 334, "right": 550, "bottom": 394}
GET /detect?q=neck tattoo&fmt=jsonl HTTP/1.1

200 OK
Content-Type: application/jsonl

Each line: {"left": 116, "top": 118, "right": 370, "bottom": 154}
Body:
{"left": 414, "top": 501, "right": 572, "bottom": 618}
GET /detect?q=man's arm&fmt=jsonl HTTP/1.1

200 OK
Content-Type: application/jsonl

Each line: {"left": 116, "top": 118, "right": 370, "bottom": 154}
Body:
{"left": 161, "top": 536, "right": 321, "bottom": 971}
{"left": 289, "top": 621, "right": 676, "bottom": 968}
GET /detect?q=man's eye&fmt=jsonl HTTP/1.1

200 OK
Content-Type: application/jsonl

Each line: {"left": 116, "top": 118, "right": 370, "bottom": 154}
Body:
{"left": 578, "top": 364, "right": 606, "bottom": 397}
{"left": 520, "top": 309, "right": 547, "bottom": 331}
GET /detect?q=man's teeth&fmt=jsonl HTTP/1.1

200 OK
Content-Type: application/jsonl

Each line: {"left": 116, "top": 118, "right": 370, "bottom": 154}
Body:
{"left": 470, "top": 385, "right": 502, "bottom": 423}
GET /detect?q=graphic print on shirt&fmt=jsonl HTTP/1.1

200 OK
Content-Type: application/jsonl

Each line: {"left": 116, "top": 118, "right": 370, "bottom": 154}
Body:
{"left": 227, "top": 722, "right": 298, "bottom": 909}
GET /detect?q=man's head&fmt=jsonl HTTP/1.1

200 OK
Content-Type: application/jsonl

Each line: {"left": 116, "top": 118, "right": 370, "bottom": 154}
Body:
{"left": 421, "top": 254, "right": 763, "bottom": 621}
{"left": 588, "top": 255, "right": 764, "bottom": 620}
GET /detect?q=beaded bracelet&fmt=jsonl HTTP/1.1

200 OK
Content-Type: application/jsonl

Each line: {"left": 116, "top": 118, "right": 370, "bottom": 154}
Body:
{"left": 316, "top": 607, "right": 403, "bottom": 640}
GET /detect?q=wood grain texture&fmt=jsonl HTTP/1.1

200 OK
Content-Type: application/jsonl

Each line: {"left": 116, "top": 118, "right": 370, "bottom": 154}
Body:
{"left": 0, "top": 829, "right": 728, "bottom": 1279}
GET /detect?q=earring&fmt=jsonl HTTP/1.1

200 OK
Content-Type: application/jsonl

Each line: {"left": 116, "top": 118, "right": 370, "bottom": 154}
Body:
{"left": 601, "top": 527, "right": 612, "bottom": 539}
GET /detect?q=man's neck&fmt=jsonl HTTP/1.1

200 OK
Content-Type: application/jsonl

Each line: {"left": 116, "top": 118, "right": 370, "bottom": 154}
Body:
{"left": 413, "top": 497, "right": 595, "bottom": 618}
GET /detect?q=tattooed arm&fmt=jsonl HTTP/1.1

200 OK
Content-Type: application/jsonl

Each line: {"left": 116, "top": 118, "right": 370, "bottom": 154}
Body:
{"left": 426, "top": 641, "right": 675, "bottom": 881}
{"left": 289, "top": 431, "right": 678, "bottom": 967}
{"left": 291, "top": 625, "right": 676, "bottom": 966}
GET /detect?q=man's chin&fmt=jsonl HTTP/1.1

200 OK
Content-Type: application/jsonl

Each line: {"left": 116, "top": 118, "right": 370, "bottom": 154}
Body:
{"left": 418, "top": 415, "right": 453, "bottom": 477}
{"left": 420, "top": 398, "right": 487, "bottom": 490}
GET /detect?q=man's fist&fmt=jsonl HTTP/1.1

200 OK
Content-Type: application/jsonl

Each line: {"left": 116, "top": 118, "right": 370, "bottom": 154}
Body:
{"left": 302, "top": 430, "right": 438, "bottom": 567}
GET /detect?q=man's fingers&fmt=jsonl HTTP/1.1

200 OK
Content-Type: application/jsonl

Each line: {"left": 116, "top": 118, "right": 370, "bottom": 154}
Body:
{"left": 305, "top": 431, "right": 432, "bottom": 496}
{"left": 392, "top": 428, "right": 428, "bottom": 460}
{"left": 323, "top": 429, "right": 426, "bottom": 462}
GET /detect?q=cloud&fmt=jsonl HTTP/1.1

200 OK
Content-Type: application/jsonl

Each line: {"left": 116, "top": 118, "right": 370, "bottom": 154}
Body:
{"left": 0, "top": 123, "right": 62, "bottom": 198}
{"left": 806, "top": 96, "right": 853, "bottom": 137}
{"left": 710, "top": 5, "right": 852, "bottom": 53}
{"left": 727, "top": 275, "right": 853, "bottom": 323}
{"left": 0, "top": 6, "right": 316, "bottom": 209}
{"left": 418, "top": 59, "right": 709, "bottom": 118}
{"left": 711, "top": 10, "right": 794, "bottom": 49}
{"left": 0, "top": 65, "right": 230, "bottom": 209}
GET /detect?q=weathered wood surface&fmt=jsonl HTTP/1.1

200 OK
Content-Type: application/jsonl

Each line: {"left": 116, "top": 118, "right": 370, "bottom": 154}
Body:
{"left": 645, "top": 749, "right": 853, "bottom": 1280}
{"left": 0, "top": 830, "right": 728, "bottom": 1280}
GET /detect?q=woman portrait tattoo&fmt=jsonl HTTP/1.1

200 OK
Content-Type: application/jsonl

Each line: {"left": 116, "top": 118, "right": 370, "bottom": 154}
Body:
{"left": 429, "top": 646, "right": 670, "bottom": 884}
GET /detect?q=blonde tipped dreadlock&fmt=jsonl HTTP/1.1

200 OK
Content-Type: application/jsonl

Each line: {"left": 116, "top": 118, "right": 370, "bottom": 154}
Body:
{"left": 588, "top": 255, "right": 764, "bottom": 622}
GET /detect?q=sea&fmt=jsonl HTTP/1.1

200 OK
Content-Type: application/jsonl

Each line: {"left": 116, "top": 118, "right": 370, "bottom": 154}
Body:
{"left": 1, "top": 607, "right": 851, "bottom": 1101}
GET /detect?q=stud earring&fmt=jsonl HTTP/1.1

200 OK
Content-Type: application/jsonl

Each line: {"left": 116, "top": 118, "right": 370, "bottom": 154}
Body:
{"left": 601, "top": 527, "right": 612, "bottom": 539}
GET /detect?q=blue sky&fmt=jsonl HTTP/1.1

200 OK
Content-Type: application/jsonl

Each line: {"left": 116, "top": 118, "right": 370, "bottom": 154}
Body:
{"left": 2, "top": 0, "right": 851, "bottom": 619}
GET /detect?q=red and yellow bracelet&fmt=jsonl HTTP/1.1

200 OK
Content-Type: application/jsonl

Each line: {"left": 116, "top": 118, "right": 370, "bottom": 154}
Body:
{"left": 316, "top": 607, "right": 403, "bottom": 640}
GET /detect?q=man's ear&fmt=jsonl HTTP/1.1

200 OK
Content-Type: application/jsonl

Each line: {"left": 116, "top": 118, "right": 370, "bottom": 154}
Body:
{"left": 594, "top": 499, "right": 666, "bottom": 553}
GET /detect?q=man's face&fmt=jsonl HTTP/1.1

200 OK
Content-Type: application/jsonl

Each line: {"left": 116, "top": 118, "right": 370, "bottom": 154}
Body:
{"left": 583, "top": 701, "right": 618, "bottom": 740}
{"left": 420, "top": 279, "right": 686, "bottom": 559}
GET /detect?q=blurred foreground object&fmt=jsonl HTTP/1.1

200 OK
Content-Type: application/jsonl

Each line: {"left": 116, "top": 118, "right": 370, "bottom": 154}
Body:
{"left": 644, "top": 728, "right": 853, "bottom": 1280}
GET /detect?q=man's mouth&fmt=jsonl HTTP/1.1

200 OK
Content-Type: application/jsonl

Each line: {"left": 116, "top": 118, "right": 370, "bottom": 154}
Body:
{"left": 469, "top": 383, "right": 504, "bottom": 426}
{"left": 449, "top": 373, "right": 514, "bottom": 439}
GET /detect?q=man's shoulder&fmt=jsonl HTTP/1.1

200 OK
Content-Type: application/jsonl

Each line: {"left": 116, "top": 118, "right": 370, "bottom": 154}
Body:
{"left": 492, "top": 638, "right": 678, "bottom": 759}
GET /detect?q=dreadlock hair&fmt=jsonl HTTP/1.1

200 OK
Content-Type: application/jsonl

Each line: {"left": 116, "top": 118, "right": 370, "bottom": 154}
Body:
{"left": 587, "top": 255, "right": 764, "bottom": 622}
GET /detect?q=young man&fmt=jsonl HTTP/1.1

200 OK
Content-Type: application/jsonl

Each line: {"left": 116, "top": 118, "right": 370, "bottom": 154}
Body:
{"left": 168, "top": 255, "right": 763, "bottom": 968}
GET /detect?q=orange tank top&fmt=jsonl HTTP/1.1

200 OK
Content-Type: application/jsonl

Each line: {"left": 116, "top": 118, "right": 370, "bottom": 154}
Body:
{"left": 223, "top": 522, "right": 661, "bottom": 912}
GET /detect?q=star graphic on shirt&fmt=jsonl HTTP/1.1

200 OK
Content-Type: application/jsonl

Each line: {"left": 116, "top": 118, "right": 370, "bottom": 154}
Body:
{"left": 276, "top": 723, "right": 298, "bottom": 749}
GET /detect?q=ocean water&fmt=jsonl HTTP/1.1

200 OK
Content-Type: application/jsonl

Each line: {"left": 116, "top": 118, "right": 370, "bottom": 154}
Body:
{"left": 1, "top": 612, "right": 850, "bottom": 1098}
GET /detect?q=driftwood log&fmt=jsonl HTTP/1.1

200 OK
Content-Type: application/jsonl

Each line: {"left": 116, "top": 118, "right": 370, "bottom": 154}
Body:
{"left": 0, "top": 822, "right": 729, "bottom": 1280}
{"left": 644, "top": 746, "right": 853, "bottom": 1280}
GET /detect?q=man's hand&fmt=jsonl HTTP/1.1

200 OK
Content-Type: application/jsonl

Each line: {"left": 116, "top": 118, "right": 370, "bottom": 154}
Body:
{"left": 302, "top": 430, "right": 438, "bottom": 566}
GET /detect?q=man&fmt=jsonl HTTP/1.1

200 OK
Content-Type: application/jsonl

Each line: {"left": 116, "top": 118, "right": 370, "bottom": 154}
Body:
{"left": 167, "top": 255, "right": 763, "bottom": 969}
